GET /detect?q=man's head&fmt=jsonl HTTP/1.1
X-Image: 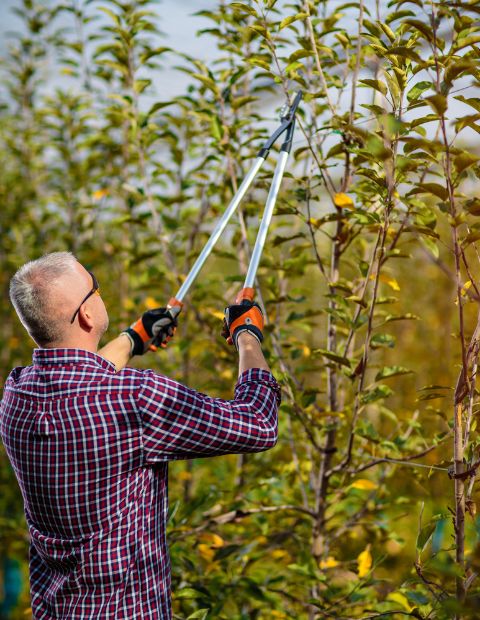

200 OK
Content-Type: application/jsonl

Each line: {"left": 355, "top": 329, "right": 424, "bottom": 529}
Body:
{"left": 10, "top": 252, "right": 109, "bottom": 349}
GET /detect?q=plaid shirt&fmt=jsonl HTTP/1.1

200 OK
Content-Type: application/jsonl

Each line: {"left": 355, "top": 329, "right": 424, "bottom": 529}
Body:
{"left": 0, "top": 348, "right": 280, "bottom": 619}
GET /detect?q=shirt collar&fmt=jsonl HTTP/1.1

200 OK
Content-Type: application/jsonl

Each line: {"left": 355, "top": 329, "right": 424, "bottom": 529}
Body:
{"left": 33, "top": 348, "right": 116, "bottom": 372}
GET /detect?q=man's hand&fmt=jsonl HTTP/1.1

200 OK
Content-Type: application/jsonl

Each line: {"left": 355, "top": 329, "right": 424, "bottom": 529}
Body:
{"left": 222, "top": 300, "right": 264, "bottom": 349}
{"left": 124, "top": 308, "right": 177, "bottom": 356}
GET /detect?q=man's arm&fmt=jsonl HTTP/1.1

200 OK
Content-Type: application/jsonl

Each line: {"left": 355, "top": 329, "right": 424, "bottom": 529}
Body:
{"left": 237, "top": 331, "right": 270, "bottom": 376}
{"left": 136, "top": 297, "right": 280, "bottom": 462}
{"left": 98, "top": 334, "right": 132, "bottom": 371}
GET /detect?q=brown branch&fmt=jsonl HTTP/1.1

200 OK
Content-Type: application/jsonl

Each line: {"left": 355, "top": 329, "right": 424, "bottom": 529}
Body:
{"left": 170, "top": 504, "right": 316, "bottom": 541}
{"left": 349, "top": 444, "right": 443, "bottom": 475}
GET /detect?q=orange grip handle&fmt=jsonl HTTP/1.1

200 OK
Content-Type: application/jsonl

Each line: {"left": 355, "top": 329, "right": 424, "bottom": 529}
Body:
{"left": 235, "top": 287, "right": 255, "bottom": 304}
{"left": 167, "top": 297, "right": 184, "bottom": 316}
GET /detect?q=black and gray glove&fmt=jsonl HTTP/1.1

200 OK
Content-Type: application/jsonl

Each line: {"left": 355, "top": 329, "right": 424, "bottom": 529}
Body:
{"left": 124, "top": 307, "right": 177, "bottom": 356}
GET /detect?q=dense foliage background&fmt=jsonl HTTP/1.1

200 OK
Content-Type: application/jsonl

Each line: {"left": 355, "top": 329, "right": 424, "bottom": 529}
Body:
{"left": 1, "top": 0, "right": 480, "bottom": 618}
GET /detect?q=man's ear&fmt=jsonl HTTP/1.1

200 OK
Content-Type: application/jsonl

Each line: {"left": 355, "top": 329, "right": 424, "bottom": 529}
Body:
{"left": 77, "top": 303, "right": 94, "bottom": 332}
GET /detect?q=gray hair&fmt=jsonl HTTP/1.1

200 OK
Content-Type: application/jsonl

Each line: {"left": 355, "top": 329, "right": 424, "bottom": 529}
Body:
{"left": 10, "top": 252, "right": 78, "bottom": 347}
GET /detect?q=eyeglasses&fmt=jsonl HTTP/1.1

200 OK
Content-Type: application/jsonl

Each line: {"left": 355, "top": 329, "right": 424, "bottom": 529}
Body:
{"left": 70, "top": 271, "right": 101, "bottom": 324}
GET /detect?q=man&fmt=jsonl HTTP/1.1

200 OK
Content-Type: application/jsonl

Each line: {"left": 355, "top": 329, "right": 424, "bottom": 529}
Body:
{"left": 0, "top": 252, "right": 280, "bottom": 619}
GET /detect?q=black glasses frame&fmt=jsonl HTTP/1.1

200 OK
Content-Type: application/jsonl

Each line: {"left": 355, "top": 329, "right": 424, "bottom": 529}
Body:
{"left": 70, "top": 271, "right": 100, "bottom": 324}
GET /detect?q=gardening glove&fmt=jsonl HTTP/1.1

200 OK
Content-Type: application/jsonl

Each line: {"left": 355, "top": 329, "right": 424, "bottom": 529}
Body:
{"left": 222, "top": 300, "right": 264, "bottom": 349}
{"left": 124, "top": 307, "right": 177, "bottom": 356}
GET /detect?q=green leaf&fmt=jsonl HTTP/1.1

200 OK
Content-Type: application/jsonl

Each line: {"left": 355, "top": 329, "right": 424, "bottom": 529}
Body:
{"left": 187, "top": 611, "right": 209, "bottom": 620}
{"left": 385, "top": 45, "right": 422, "bottom": 63}
{"left": 420, "top": 236, "right": 439, "bottom": 259}
{"left": 361, "top": 384, "right": 394, "bottom": 404}
{"left": 385, "top": 9, "right": 415, "bottom": 24}
{"left": 230, "top": 2, "right": 258, "bottom": 16}
{"left": 176, "top": 588, "right": 204, "bottom": 599}
{"left": 455, "top": 114, "right": 480, "bottom": 135}
{"left": 371, "top": 333, "right": 396, "bottom": 349}
{"left": 465, "top": 198, "right": 480, "bottom": 216}
{"left": 409, "top": 183, "right": 448, "bottom": 201}
{"left": 379, "top": 21, "right": 396, "bottom": 42}
{"left": 416, "top": 522, "right": 436, "bottom": 552}
{"left": 406, "top": 81, "right": 431, "bottom": 102}
{"left": 425, "top": 94, "right": 447, "bottom": 115}
{"left": 280, "top": 13, "right": 307, "bottom": 30}
{"left": 454, "top": 95, "right": 480, "bottom": 114}
{"left": 247, "top": 57, "right": 272, "bottom": 72}
{"left": 312, "top": 349, "right": 351, "bottom": 368}
{"left": 210, "top": 115, "right": 223, "bottom": 140}
{"left": 147, "top": 101, "right": 174, "bottom": 117}
{"left": 454, "top": 152, "right": 480, "bottom": 174}
{"left": 461, "top": 231, "right": 480, "bottom": 247}
{"left": 444, "top": 59, "right": 477, "bottom": 85}
{"left": 191, "top": 73, "right": 219, "bottom": 93}
{"left": 288, "top": 49, "right": 312, "bottom": 63}
{"left": 359, "top": 78, "right": 387, "bottom": 96}
{"left": 134, "top": 79, "right": 151, "bottom": 94}
{"left": 403, "top": 18, "right": 435, "bottom": 43}
{"left": 375, "top": 366, "right": 413, "bottom": 381}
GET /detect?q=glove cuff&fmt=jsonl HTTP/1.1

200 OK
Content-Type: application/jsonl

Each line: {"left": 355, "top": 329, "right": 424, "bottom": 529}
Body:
{"left": 124, "top": 327, "right": 145, "bottom": 357}
{"left": 233, "top": 325, "right": 263, "bottom": 350}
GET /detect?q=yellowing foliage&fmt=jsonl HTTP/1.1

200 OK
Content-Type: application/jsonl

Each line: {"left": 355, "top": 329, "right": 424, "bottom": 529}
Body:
{"left": 197, "top": 544, "right": 215, "bottom": 561}
{"left": 334, "top": 192, "right": 355, "bottom": 209}
{"left": 387, "top": 592, "right": 413, "bottom": 611}
{"left": 199, "top": 533, "right": 224, "bottom": 547}
{"left": 92, "top": 189, "right": 108, "bottom": 200}
{"left": 357, "top": 544, "right": 373, "bottom": 578}
{"left": 372, "top": 273, "right": 401, "bottom": 291}
{"left": 350, "top": 479, "right": 377, "bottom": 491}
{"left": 145, "top": 296, "right": 159, "bottom": 309}
{"left": 177, "top": 470, "right": 192, "bottom": 481}
{"left": 319, "top": 556, "right": 339, "bottom": 569}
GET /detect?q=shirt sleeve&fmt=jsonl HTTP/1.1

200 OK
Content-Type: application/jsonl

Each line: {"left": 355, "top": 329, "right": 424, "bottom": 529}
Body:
{"left": 137, "top": 368, "right": 281, "bottom": 463}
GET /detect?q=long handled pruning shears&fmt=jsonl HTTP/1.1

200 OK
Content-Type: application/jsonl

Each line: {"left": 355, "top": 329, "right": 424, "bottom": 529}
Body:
{"left": 165, "top": 90, "right": 302, "bottom": 318}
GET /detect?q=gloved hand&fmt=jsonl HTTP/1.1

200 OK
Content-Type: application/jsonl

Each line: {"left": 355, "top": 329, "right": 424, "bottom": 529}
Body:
{"left": 124, "top": 308, "right": 177, "bottom": 356}
{"left": 222, "top": 300, "right": 264, "bottom": 349}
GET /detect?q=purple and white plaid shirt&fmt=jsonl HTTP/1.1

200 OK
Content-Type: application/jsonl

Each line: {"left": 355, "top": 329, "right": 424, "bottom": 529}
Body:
{"left": 0, "top": 348, "right": 280, "bottom": 619}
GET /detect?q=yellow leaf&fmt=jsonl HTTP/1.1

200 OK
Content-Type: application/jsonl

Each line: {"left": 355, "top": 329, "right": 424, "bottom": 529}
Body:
{"left": 461, "top": 280, "right": 472, "bottom": 296}
{"left": 387, "top": 592, "right": 413, "bottom": 612}
{"left": 372, "top": 273, "right": 400, "bottom": 291}
{"left": 199, "top": 533, "right": 224, "bottom": 547}
{"left": 211, "top": 309, "right": 225, "bottom": 321}
{"left": 351, "top": 479, "right": 377, "bottom": 491}
{"left": 145, "top": 296, "right": 159, "bottom": 309}
{"left": 198, "top": 543, "right": 215, "bottom": 561}
{"left": 177, "top": 471, "right": 192, "bottom": 482}
{"left": 319, "top": 556, "right": 339, "bottom": 569}
{"left": 271, "top": 612, "right": 287, "bottom": 619}
{"left": 334, "top": 192, "right": 354, "bottom": 209}
{"left": 123, "top": 298, "right": 135, "bottom": 311}
{"left": 303, "top": 345, "right": 311, "bottom": 357}
{"left": 271, "top": 549, "right": 290, "bottom": 560}
{"left": 93, "top": 189, "right": 108, "bottom": 201}
{"left": 357, "top": 544, "right": 372, "bottom": 577}
{"left": 255, "top": 535, "right": 268, "bottom": 545}
{"left": 220, "top": 369, "right": 233, "bottom": 380}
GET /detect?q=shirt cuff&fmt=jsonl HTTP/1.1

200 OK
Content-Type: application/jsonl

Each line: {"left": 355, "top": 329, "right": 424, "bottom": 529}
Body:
{"left": 235, "top": 368, "right": 281, "bottom": 402}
